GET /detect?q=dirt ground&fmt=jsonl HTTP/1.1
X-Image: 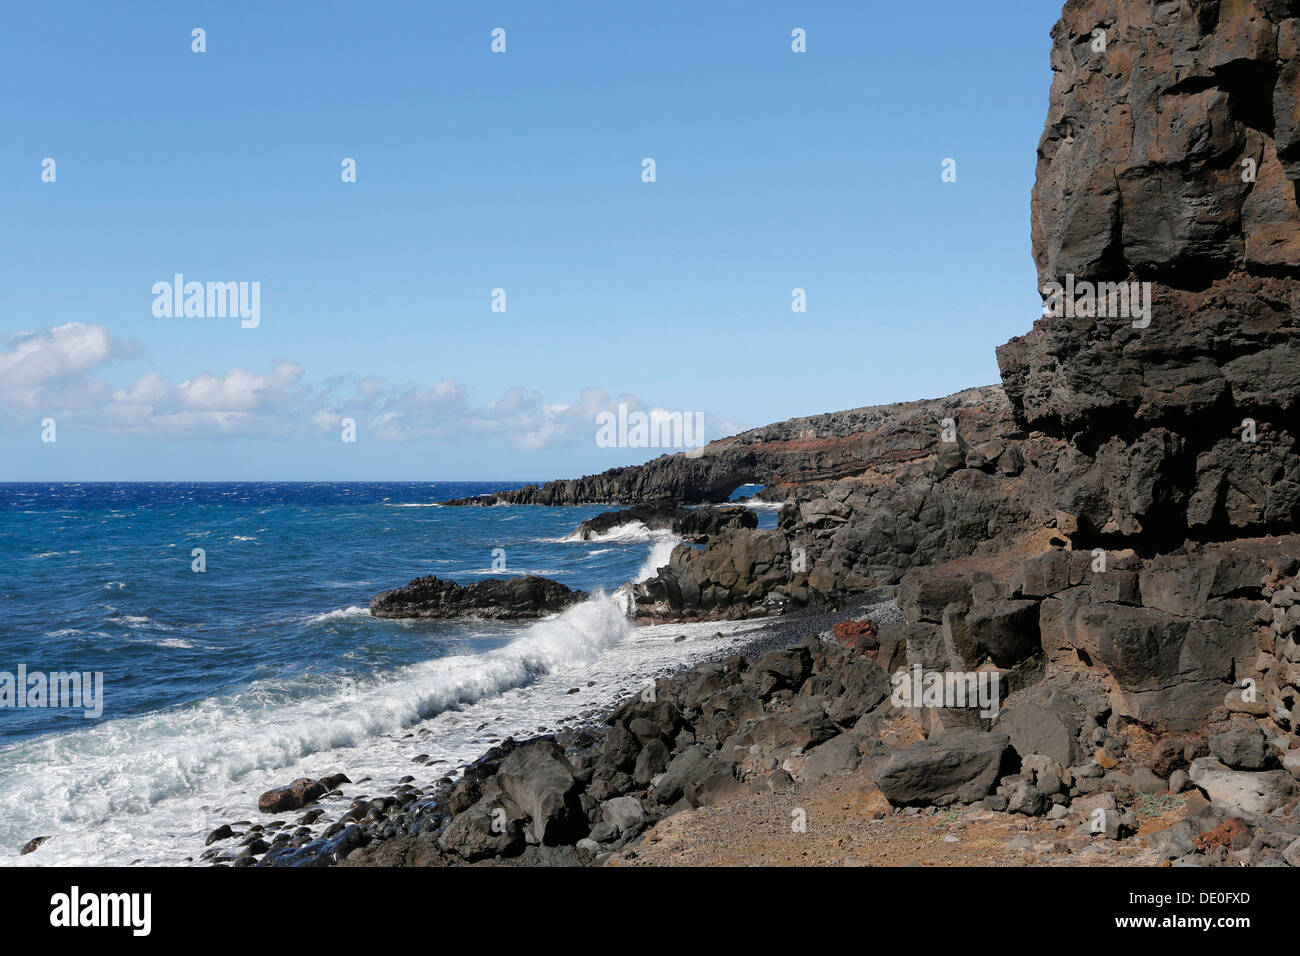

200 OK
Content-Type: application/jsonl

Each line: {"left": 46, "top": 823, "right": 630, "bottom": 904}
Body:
{"left": 606, "top": 770, "right": 1187, "bottom": 867}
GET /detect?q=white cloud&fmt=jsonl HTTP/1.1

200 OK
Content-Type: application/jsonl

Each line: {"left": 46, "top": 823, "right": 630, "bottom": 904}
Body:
{"left": 0, "top": 323, "right": 131, "bottom": 388}
{"left": 0, "top": 323, "right": 745, "bottom": 449}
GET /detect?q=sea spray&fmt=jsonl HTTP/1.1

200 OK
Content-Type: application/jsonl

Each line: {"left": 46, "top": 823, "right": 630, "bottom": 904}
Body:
{"left": 0, "top": 601, "right": 755, "bottom": 867}
{"left": 637, "top": 535, "right": 681, "bottom": 582}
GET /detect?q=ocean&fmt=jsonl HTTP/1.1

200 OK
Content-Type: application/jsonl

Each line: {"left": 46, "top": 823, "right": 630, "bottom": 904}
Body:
{"left": 0, "top": 481, "right": 776, "bottom": 866}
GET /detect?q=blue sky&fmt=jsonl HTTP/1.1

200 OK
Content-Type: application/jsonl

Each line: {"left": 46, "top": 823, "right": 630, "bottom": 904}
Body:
{"left": 1, "top": 1, "right": 1058, "bottom": 481}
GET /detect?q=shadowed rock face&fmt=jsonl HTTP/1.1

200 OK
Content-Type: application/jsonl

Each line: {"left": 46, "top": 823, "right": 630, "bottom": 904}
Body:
{"left": 998, "top": 277, "right": 1300, "bottom": 540}
{"left": 999, "top": 0, "right": 1300, "bottom": 544}
{"left": 890, "top": 0, "right": 1300, "bottom": 743}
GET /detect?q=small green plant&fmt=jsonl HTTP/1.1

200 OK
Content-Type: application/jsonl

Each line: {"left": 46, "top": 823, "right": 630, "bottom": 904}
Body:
{"left": 1138, "top": 793, "right": 1184, "bottom": 816}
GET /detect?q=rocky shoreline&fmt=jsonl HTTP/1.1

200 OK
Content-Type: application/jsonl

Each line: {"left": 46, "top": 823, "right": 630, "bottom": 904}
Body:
{"left": 191, "top": 597, "right": 897, "bottom": 867}
{"left": 195, "top": 576, "right": 1300, "bottom": 869}
{"left": 176, "top": 0, "right": 1300, "bottom": 869}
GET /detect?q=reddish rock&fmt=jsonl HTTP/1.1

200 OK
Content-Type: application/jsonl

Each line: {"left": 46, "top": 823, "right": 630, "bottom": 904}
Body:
{"left": 258, "top": 777, "right": 328, "bottom": 815}
{"left": 1194, "top": 818, "right": 1251, "bottom": 852}
{"left": 830, "top": 617, "right": 876, "bottom": 651}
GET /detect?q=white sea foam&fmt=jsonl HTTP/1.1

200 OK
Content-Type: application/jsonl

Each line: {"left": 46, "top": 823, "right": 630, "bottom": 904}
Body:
{"left": 460, "top": 568, "right": 570, "bottom": 576}
{"left": 0, "top": 591, "right": 762, "bottom": 868}
{"left": 305, "top": 606, "right": 371, "bottom": 624}
{"left": 0, "top": 524, "right": 734, "bottom": 868}
{"left": 636, "top": 535, "right": 680, "bottom": 581}
{"left": 111, "top": 614, "right": 171, "bottom": 630}
{"left": 553, "top": 521, "right": 678, "bottom": 544}
{"left": 738, "top": 499, "right": 784, "bottom": 511}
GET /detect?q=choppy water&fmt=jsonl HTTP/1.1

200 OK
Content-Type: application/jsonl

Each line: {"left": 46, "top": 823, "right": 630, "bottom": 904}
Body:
{"left": 0, "top": 481, "right": 773, "bottom": 866}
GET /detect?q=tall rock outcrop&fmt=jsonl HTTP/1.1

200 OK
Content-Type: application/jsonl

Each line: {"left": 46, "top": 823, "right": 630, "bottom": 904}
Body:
{"left": 638, "top": 0, "right": 1300, "bottom": 768}
{"left": 1029, "top": 0, "right": 1300, "bottom": 282}
{"left": 641, "top": 0, "right": 1300, "bottom": 619}
{"left": 889, "top": 0, "right": 1300, "bottom": 760}
{"left": 1000, "top": 0, "right": 1300, "bottom": 542}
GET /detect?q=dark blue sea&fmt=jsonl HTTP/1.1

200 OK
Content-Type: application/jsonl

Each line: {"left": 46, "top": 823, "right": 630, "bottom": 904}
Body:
{"left": 0, "top": 481, "right": 776, "bottom": 865}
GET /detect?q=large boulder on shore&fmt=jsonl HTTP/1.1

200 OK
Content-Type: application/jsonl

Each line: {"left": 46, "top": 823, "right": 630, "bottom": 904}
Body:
{"left": 873, "top": 731, "right": 1014, "bottom": 807}
{"left": 994, "top": 681, "right": 1100, "bottom": 769}
{"left": 437, "top": 797, "right": 523, "bottom": 861}
{"left": 370, "top": 575, "right": 587, "bottom": 620}
{"left": 495, "top": 739, "right": 585, "bottom": 845}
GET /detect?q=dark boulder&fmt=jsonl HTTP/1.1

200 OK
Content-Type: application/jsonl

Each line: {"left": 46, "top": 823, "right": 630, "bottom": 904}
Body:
{"left": 495, "top": 739, "right": 585, "bottom": 845}
{"left": 574, "top": 501, "right": 756, "bottom": 541}
{"left": 437, "top": 798, "right": 524, "bottom": 862}
{"left": 652, "top": 746, "right": 708, "bottom": 805}
{"left": 1210, "top": 723, "right": 1271, "bottom": 771}
{"left": 874, "top": 731, "right": 1014, "bottom": 807}
{"left": 258, "top": 777, "right": 328, "bottom": 815}
{"left": 370, "top": 575, "right": 587, "bottom": 620}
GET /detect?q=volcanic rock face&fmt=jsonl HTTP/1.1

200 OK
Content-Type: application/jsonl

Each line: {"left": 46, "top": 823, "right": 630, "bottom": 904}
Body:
{"left": 1031, "top": 0, "right": 1300, "bottom": 282}
{"left": 638, "top": 0, "right": 1300, "bottom": 611}
{"left": 873, "top": 0, "right": 1300, "bottom": 853}
{"left": 877, "top": 2, "right": 1300, "bottom": 749}
{"left": 369, "top": 575, "right": 587, "bottom": 620}
{"left": 630, "top": 386, "right": 1043, "bottom": 621}
{"left": 442, "top": 385, "right": 1019, "bottom": 507}
{"left": 1001, "top": 0, "right": 1300, "bottom": 543}
{"left": 635, "top": 529, "right": 801, "bottom": 623}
